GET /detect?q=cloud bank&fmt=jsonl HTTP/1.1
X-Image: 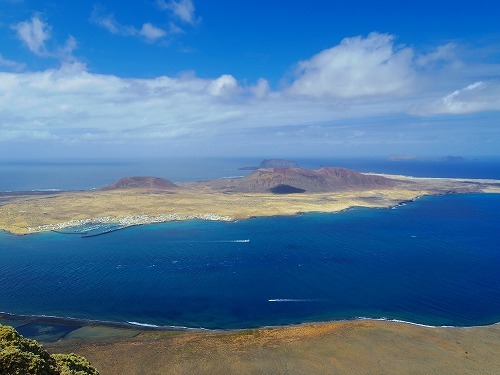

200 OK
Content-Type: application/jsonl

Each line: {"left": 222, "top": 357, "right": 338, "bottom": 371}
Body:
{"left": 289, "top": 33, "right": 415, "bottom": 98}
{"left": 1, "top": 30, "right": 499, "bottom": 156}
{"left": 415, "top": 80, "right": 500, "bottom": 115}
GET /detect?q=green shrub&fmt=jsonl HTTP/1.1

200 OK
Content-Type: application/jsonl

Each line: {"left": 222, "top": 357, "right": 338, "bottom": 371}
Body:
{"left": 0, "top": 324, "right": 98, "bottom": 375}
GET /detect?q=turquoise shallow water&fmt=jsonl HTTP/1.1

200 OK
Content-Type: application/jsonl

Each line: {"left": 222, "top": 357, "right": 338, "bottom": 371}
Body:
{"left": 1, "top": 194, "right": 499, "bottom": 329}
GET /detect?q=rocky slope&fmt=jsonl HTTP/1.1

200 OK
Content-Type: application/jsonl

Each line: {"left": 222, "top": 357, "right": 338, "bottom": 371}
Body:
{"left": 101, "top": 176, "right": 178, "bottom": 191}
{"left": 197, "top": 167, "right": 396, "bottom": 193}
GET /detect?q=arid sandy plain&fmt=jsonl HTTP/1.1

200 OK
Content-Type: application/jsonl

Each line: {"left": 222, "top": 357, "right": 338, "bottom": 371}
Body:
{"left": 0, "top": 173, "right": 499, "bottom": 235}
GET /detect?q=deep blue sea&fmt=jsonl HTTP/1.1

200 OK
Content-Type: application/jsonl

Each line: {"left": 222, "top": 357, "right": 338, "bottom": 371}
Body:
{"left": 1, "top": 193, "right": 499, "bottom": 329}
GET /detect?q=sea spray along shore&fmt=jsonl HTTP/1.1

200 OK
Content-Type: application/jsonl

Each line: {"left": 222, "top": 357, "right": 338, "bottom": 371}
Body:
{"left": 1, "top": 168, "right": 500, "bottom": 235}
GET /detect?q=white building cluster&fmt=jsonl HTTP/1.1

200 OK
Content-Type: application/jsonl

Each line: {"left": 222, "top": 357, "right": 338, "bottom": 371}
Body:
{"left": 27, "top": 213, "right": 233, "bottom": 233}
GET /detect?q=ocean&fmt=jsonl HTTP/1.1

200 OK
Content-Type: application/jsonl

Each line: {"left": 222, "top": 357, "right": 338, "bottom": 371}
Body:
{"left": 1, "top": 193, "right": 499, "bottom": 329}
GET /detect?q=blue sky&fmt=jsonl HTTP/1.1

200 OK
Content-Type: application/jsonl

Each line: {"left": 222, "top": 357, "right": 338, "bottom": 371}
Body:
{"left": 0, "top": 0, "right": 499, "bottom": 159}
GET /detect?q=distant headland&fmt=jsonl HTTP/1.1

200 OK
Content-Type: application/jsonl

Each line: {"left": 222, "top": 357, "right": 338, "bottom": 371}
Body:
{"left": 238, "top": 158, "right": 299, "bottom": 170}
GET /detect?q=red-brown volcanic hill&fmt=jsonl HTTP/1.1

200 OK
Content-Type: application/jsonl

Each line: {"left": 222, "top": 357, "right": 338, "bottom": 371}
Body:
{"left": 225, "top": 167, "right": 396, "bottom": 193}
{"left": 101, "top": 176, "right": 179, "bottom": 191}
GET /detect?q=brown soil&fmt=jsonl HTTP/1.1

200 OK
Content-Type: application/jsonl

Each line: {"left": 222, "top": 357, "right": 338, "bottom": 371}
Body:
{"left": 45, "top": 320, "right": 500, "bottom": 375}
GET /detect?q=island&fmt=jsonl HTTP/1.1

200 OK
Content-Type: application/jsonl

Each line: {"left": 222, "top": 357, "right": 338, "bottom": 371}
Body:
{"left": 238, "top": 158, "right": 300, "bottom": 170}
{"left": 0, "top": 166, "right": 499, "bottom": 235}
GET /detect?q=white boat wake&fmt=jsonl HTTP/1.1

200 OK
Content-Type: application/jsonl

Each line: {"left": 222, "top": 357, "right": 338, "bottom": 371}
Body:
{"left": 268, "top": 299, "right": 319, "bottom": 302}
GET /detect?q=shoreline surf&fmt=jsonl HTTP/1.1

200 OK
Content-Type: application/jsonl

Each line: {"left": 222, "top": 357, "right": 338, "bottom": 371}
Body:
{"left": 2, "top": 310, "right": 499, "bottom": 334}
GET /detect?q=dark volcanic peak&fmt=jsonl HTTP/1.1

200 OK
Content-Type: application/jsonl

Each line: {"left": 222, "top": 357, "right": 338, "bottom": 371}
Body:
{"left": 102, "top": 176, "right": 178, "bottom": 190}
{"left": 232, "top": 167, "right": 396, "bottom": 192}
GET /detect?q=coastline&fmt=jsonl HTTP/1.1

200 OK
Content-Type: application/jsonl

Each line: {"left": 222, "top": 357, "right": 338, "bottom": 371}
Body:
{"left": 3, "top": 294, "right": 500, "bottom": 373}
{"left": 2, "top": 309, "right": 499, "bottom": 336}
{"left": 3, "top": 191, "right": 499, "bottom": 237}
{"left": 33, "top": 316, "right": 500, "bottom": 375}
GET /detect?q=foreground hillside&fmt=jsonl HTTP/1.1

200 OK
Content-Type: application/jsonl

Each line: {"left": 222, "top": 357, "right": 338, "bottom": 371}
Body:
{"left": 0, "top": 324, "right": 98, "bottom": 374}
{"left": 45, "top": 320, "right": 500, "bottom": 375}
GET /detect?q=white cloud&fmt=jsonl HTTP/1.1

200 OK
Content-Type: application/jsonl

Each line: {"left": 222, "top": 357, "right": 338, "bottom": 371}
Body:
{"left": 12, "top": 14, "right": 51, "bottom": 56}
{"left": 0, "top": 64, "right": 245, "bottom": 144}
{"left": 12, "top": 14, "right": 77, "bottom": 62}
{"left": 168, "top": 22, "right": 184, "bottom": 35}
{"left": 249, "top": 78, "right": 270, "bottom": 98}
{"left": 157, "top": 0, "right": 197, "bottom": 25}
{"left": 91, "top": 10, "right": 135, "bottom": 36}
{"left": 417, "top": 43, "right": 457, "bottom": 66}
{"left": 206, "top": 74, "right": 239, "bottom": 96}
{"left": 91, "top": 2, "right": 195, "bottom": 43}
{"left": 0, "top": 54, "right": 26, "bottom": 71}
{"left": 57, "top": 35, "right": 78, "bottom": 61}
{"left": 0, "top": 129, "right": 57, "bottom": 142}
{"left": 91, "top": 12, "right": 121, "bottom": 34}
{"left": 289, "top": 32, "right": 415, "bottom": 99}
{"left": 415, "top": 80, "right": 500, "bottom": 115}
{"left": 0, "top": 64, "right": 370, "bottom": 146}
{"left": 139, "top": 23, "right": 167, "bottom": 42}
{"left": 1, "top": 32, "right": 499, "bottom": 156}
{"left": 91, "top": 7, "right": 166, "bottom": 43}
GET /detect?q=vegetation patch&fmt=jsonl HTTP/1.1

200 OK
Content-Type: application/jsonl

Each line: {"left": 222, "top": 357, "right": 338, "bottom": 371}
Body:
{"left": 0, "top": 324, "right": 99, "bottom": 375}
